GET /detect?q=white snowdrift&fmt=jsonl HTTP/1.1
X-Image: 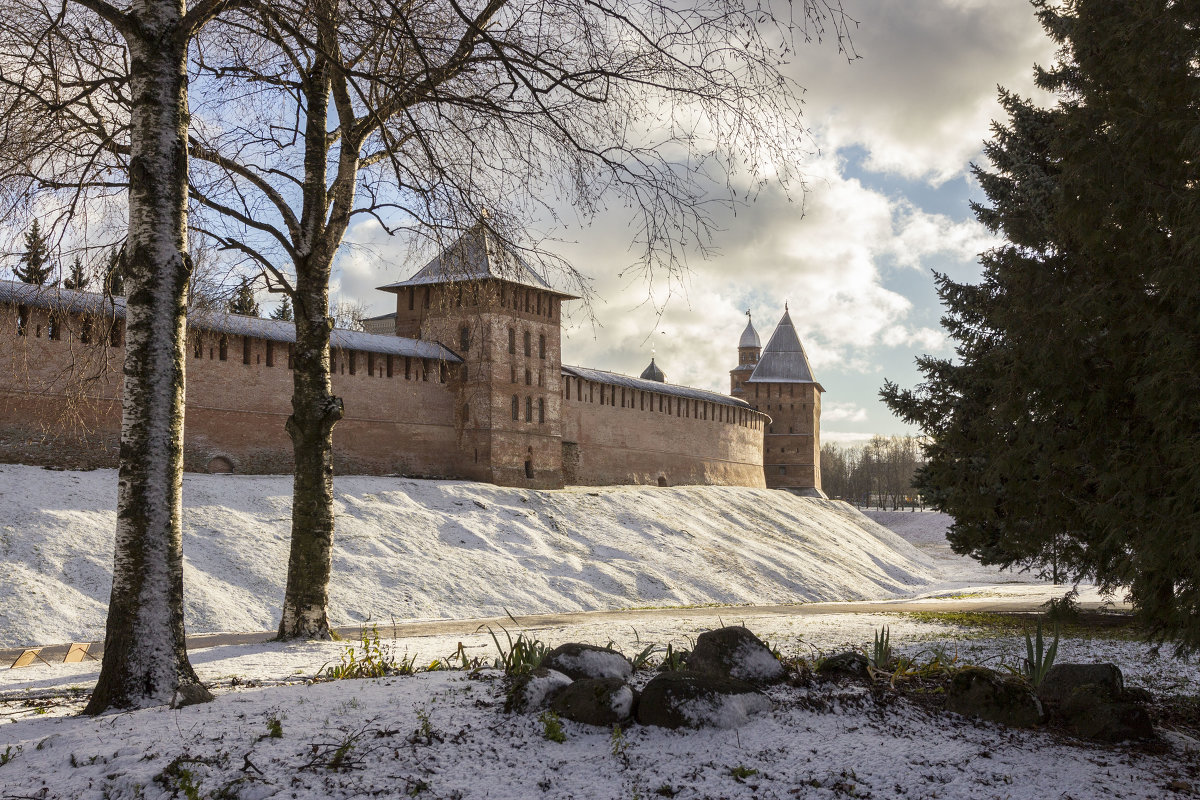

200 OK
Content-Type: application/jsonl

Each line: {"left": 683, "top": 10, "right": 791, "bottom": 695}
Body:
{"left": 0, "top": 464, "right": 935, "bottom": 647}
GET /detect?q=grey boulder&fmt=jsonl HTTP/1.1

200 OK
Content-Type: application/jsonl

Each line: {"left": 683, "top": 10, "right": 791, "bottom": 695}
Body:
{"left": 543, "top": 643, "right": 634, "bottom": 681}
{"left": 636, "top": 671, "right": 772, "bottom": 729}
{"left": 550, "top": 677, "right": 635, "bottom": 727}
{"left": 946, "top": 667, "right": 1045, "bottom": 728}
{"left": 685, "top": 626, "right": 785, "bottom": 684}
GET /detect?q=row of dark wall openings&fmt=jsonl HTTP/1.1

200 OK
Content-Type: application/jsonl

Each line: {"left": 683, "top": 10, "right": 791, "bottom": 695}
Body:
{"left": 189, "top": 330, "right": 449, "bottom": 383}
{"left": 506, "top": 327, "right": 546, "bottom": 359}
{"left": 404, "top": 284, "right": 559, "bottom": 321}
{"left": 561, "top": 376, "right": 760, "bottom": 428}
{"left": 511, "top": 395, "right": 546, "bottom": 424}
{"left": 15, "top": 305, "right": 123, "bottom": 347}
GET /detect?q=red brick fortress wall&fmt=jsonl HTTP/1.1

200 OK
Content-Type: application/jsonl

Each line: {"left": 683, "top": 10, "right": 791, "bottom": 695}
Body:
{"left": 560, "top": 375, "right": 767, "bottom": 487}
{"left": 0, "top": 302, "right": 469, "bottom": 477}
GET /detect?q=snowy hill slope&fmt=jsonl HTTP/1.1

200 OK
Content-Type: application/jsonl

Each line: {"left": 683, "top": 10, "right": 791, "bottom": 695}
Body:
{"left": 0, "top": 465, "right": 936, "bottom": 647}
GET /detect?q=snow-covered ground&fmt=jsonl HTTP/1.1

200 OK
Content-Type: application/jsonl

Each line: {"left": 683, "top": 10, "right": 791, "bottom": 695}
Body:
{"left": 863, "top": 509, "right": 1112, "bottom": 606}
{"left": 0, "top": 612, "right": 1196, "bottom": 800}
{"left": 0, "top": 465, "right": 943, "bottom": 649}
{"left": 0, "top": 468, "right": 1193, "bottom": 799}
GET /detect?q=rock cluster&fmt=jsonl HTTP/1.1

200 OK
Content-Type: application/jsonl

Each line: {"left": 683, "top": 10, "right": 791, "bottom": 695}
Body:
{"left": 509, "top": 626, "right": 783, "bottom": 730}
{"left": 943, "top": 661, "right": 1154, "bottom": 742}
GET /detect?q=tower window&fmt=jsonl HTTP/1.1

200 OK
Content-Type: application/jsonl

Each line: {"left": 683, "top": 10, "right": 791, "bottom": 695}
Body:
{"left": 266, "top": 341, "right": 274, "bottom": 367}
{"left": 525, "top": 368, "right": 531, "bottom": 385}
{"left": 348, "top": 351, "right": 356, "bottom": 375}
{"left": 46, "top": 315, "right": 60, "bottom": 341}
{"left": 386, "top": 354, "right": 393, "bottom": 377}
{"left": 219, "top": 336, "right": 228, "bottom": 361}
{"left": 525, "top": 396, "right": 533, "bottom": 422}
{"left": 508, "top": 328, "right": 516, "bottom": 354}
{"left": 193, "top": 335, "right": 203, "bottom": 359}
{"left": 16, "top": 305, "right": 28, "bottom": 336}
{"left": 367, "top": 352, "right": 375, "bottom": 376}
{"left": 512, "top": 395, "right": 519, "bottom": 421}
{"left": 460, "top": 326, "right": 470, "bottom": 352}
{"left": 539, "top": 334, "right": 545, "bottom": 359}
{"left": 243, "top": 336, "right": 252, "bottom": 365}
{"left": 408, "top": 288, "right": 414, "bottom": 311}
{"left": 523, "top": 331, "right": 531, "bottom": 356}
{"left": 538, "top": 398, "right": 545, "bottom": 424}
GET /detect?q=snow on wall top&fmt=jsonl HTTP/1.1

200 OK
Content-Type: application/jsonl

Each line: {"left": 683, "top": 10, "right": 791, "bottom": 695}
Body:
{"left": 0, "top": 279, "right": 458, "bottom": 361}
{"left": 562, "top": 364, "right": 752, "bottom": 410}
{"left": 377, "top": 221, "right": 578, "bottom": 298}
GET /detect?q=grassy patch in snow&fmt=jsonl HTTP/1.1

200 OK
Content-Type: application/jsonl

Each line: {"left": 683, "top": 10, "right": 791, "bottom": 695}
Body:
{"left": 893, "top": 610, "right": 1146, "bottom": 642}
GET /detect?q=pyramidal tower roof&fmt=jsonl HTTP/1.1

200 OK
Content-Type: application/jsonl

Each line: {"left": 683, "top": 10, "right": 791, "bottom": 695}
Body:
{"left": 738, "top": 312, "right": 761, "bottom": 349}
{"left": 379, "top": 220, "right": 578, "bottom": 297}
{"left": 747, "top": 307, "right": 819, "bottom": 385}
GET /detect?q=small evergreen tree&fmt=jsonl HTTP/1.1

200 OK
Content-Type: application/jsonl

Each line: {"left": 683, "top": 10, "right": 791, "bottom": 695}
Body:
{"left": 270, "top": 295, "right": 293, "bottom": 321}
{"left": 227, "top": 277, "right": 260, "bottom": 316}
{"left": 14, "top": 220, "right": 54, "bottom": 285}
{"left": 63, "top": 256, "right": 89, "bottom": 290}
{"left": 103, "top": 246, "right": 125, "bottom": 296}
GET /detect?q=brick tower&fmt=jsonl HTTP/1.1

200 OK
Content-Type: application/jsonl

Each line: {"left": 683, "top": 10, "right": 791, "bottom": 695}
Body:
{"left": 736, "top": 306, "right": 824, "bottom": 494}
{"left": 729, "top": 311, "right": 760, "bottom": 400}
{"left": 377, "top": 221, "right": 577, "bottom": 487}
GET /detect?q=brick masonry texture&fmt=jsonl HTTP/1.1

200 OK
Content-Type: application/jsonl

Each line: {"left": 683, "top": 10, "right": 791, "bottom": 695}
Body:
{"left": 0, "top": 278, "right": 820, "bottom": 491}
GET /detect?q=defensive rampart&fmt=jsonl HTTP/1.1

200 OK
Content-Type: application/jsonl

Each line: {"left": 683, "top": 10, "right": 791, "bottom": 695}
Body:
{"left": 0, "top": 283, "right": 769, "bottom": 487}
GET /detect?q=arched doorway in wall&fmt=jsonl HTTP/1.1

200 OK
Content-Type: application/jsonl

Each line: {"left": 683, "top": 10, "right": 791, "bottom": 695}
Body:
{"left": 525, "top": 447, "right": 534, "bottom": 480}
{"left": 657, "top": 475, "right": 668, "bottom": 487}
{"left": 207, "top": 455, "right": 234, "bottom": 474}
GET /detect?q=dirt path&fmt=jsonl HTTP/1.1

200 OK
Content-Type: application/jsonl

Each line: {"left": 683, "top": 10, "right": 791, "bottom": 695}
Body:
{"left": 3, "top": 595, "right": 1126, "bottom": 665}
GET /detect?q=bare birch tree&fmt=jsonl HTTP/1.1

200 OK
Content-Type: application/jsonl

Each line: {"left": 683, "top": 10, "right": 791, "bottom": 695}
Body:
{"left": 0, "top": 0, "right": 232, "bottom": 712}
{"left": 184, "top": 0, "right": 851, "bottom": 639}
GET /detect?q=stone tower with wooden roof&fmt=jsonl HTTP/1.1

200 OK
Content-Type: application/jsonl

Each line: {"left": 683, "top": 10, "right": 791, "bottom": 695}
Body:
{"left": 733, "top": 306, "right": 824, "bottom": 494}
{"left": 376, "top": 220, "right": 578, "bottom": 487}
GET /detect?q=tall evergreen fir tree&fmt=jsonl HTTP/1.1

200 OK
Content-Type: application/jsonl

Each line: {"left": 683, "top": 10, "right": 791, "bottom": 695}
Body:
{"left": 227, "top": 277, "right": 260, "bottom": 316}
{"left": 63, "top": 255, "right": 89, "bottom": 290}
{"left": 882, "top": 0, "right": 1200, "bottom": 651}
{"left": 14, "top": 219, "right": 54, "bottom": 285}
{"left": 270, "top": 295, "right": 293, "bottom": 321}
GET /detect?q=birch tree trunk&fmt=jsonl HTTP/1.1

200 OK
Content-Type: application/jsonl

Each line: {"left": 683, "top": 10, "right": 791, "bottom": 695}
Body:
{"left": 84, "top": 2, "right": 211, "bottom": 713}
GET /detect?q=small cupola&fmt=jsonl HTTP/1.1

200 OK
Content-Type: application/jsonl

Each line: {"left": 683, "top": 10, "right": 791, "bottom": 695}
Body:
{"left": 640, "top": 357, "right": 666, "bottom": 382}
{"left": 739, "top": 312, "right": 761, "bottom": 350}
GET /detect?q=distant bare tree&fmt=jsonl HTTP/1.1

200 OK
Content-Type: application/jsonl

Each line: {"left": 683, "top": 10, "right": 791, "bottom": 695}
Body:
{"left": 821, "top": 436, "right": 923, "bottom": 509}
{"left": 329, "top": 298, "right": 367, "bottom": 332}
{"left": 186, "top": 0, "right": 852, "bottom": 639}
{"left": 0, "top": 0, "right": 234, "bottom": 712}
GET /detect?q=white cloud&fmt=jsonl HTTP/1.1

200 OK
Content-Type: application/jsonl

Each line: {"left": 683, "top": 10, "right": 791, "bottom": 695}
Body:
{"left": 822, "top": 402, "right": 869, "bottom": 423}
{"left": 793, "top": 0, "right": 1054, "bottom": 183}
{"left": 545, "top": 156, "right": 978, "bottom": 393}
{"left": 821, "top": 431, "right": 878, "bottom": 445}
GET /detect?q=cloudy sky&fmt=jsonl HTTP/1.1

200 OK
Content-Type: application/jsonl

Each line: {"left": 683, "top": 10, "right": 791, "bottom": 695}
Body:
{"left": 333, "top": 0, "right": 1056, "bottom": 444}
